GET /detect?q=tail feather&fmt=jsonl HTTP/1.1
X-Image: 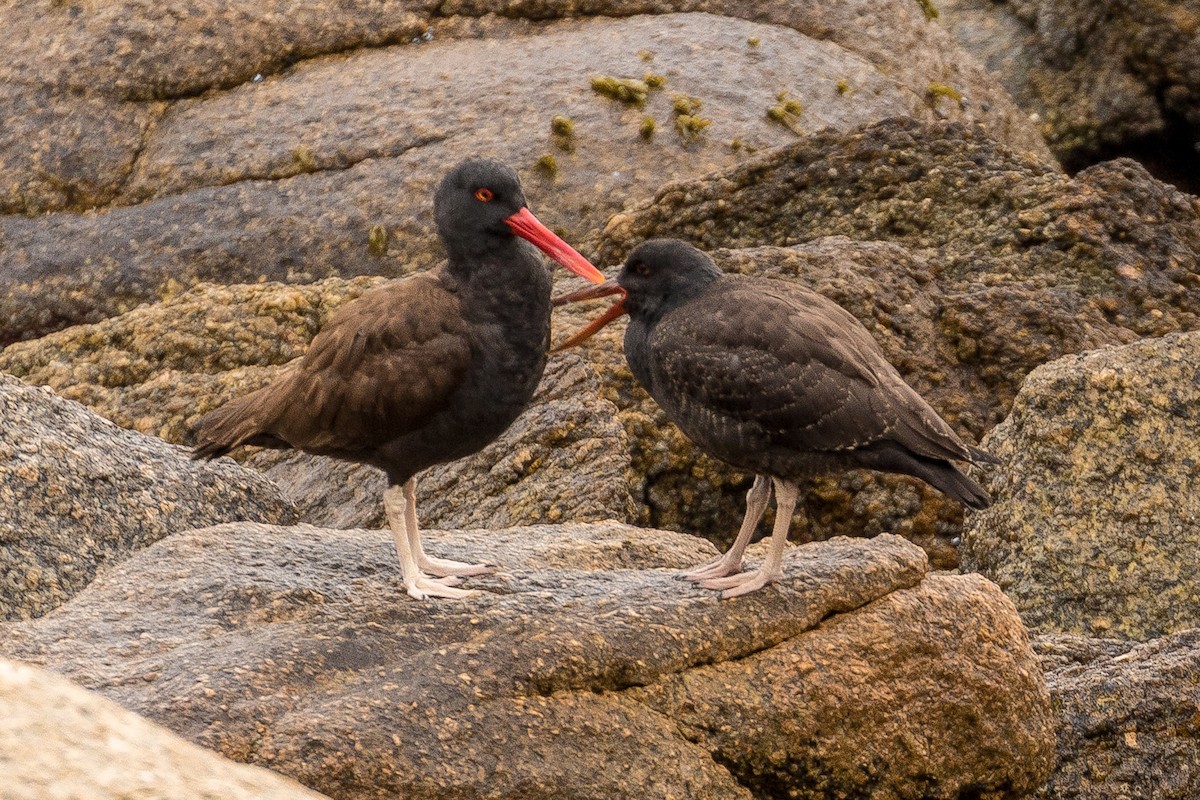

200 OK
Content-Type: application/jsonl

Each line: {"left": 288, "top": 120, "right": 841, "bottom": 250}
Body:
{"left": 191, "top": 386, "right": 285, "bottom": 461}
{"left": 915, "top": 458, "right": 992, "bottom": 510}
{"left": 854, "top": 441, "right": 993, "bottom": 509}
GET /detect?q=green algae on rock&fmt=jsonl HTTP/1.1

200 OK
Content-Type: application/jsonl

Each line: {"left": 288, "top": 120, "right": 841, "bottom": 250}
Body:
{"left": 590, "top": 75, "right": 649, "bottom": 107}
{"left": 366, "top": 224, "right": 388, "bottom": 256}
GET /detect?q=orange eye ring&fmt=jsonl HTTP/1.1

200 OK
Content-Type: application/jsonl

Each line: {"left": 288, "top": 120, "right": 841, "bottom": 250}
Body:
{"left": 474, "top": 187, "right": 494, "bottom": 202}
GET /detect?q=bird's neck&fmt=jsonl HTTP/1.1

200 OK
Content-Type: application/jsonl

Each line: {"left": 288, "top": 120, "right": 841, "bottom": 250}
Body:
{"left": 445, "top": 238, "right": 552, "bottom": 325}
{"left": 628, "top": 271, "right": 719, "bottom": 329}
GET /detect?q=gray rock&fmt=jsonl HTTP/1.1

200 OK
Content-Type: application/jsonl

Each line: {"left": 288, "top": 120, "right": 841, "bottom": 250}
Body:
{"left": 0, "top": 373, "right": 295, "bottom": 621}
{"left": 0, "top": 522, "right": 1054, "bottom": 800}
{"left": 0, "top": 657, "right": 330, "bottom": 800}
{"left": 939, "top": 0, "right": 1200, "bottom": 174}
{"left": 0, "top": 3, "right": 1053, "bottom": 342}
{"left": 962, "top": 332, "right": 1200, "bottom": 640}
{"left": 1035, "top": 631, "right": 1200, "bottom": 800}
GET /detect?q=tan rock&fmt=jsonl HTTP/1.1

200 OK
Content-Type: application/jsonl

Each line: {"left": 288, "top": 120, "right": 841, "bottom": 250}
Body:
{"left": 1, "top": 522, "right": 1054, "bottom": 799}
{"left": 0, "top": 657, "right": 329, "bottom": 800}
{"left": 963, "top": 332, "right": 1200, "bottom": 640}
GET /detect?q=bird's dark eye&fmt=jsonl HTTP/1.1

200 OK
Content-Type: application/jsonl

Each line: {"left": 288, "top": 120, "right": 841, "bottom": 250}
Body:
{"left": 634, "top": 262, "right": 651, "bottom": 276}
{"left": 474, "top": 187, "right": 494, "bottom": 202}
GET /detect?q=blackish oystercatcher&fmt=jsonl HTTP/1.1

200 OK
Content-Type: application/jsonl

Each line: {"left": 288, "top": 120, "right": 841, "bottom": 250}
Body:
{"left": 193, "top": 158, "right": 605, "bottom": 600}
{"left": 554, "top": 238, "right": 995, "bottom": 598}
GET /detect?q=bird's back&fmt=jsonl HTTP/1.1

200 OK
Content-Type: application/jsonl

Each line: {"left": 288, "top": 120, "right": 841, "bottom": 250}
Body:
{"left": 631, "top": 275, "right": 991, "bottom": 507}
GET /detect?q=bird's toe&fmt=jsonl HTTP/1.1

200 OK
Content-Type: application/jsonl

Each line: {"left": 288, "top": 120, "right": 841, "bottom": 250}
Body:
{"left": 419, "top": 556, "right": 496, "bottom": 578}
{"left": 681, "top": 559, "right": 743, "bottom": 582}
{"left": 715, "top": 570, "right": 781, "bottom": 599}
{"left": 406, "top": 576, "right": 480, "bottom": 600}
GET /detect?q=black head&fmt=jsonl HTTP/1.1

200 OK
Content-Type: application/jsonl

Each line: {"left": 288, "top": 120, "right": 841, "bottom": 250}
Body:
{"left": 434, "top": 157, "right": 528, "bottom": 255}
{"left": 618, "top": 239, "right": 723, "bottom": 320}
{"left": 432, "top": 158, "right": 605, "bottom": 282}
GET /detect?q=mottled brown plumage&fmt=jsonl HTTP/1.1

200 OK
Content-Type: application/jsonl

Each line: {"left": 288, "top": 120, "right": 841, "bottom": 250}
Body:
{"left": 193, "top": 273, "right": 471, "bottom": 464}
{"left": 193, "top": 158, "right": 604, "bottom": 600}
{"left": 555, "top": 238, "right": 994, "bottom": 597}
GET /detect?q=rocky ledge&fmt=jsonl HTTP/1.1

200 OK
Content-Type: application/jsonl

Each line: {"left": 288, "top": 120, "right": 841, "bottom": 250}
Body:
{"left": 1, "top": 521, "right": 1053, "bottom": 800}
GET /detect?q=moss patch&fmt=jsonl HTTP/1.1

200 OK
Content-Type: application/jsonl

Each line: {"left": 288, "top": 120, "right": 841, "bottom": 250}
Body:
{"left": 536, "top": 153, "right": 559, "bottom": 179}
{"left": 591, "top": 76, "right": 649, "bottom": 107}
{"left": 670, "top": 95, "right": 711, "bottom": 143}
{"left": 367, "top": 225, "right": 388, "bottom": 256}
{"left": 767, "top": 92, "right": 805, "bottom": 134}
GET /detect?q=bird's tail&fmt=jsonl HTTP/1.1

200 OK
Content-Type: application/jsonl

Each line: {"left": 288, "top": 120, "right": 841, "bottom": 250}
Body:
{"left": 855, "top": 442, "right": 993, "bottom": 509}
{"left": 191, "top": 387, "right": 285, "bottom": 461}
{"left": 911, "top": 458, "right": 992, "bottom": 510}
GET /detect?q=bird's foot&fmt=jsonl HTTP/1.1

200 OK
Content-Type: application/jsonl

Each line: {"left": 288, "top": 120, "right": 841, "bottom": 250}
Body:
{"left": 679, "top": 556, "right": 743, "bottom": 582}
{"left": 418, "top": 555, "right": 496, "bottom": 578}
{"left": 695, "top": 568, "right": 782, "bottom": 598}
{"left": 405, "top": 574, "right": 479, "bottom": 601}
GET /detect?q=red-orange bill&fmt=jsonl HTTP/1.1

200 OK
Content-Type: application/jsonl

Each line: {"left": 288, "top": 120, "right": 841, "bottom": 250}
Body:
{"left": 504, "top": 207, "right": 605, "bottom": 284}
{"left": 551, "top": 279, "right": 628, "bottom": 351}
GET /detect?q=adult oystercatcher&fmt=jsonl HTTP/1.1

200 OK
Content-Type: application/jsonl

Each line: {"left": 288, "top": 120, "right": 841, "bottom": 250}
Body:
{"left": 193, "top": 158, "right": 605, "bottom": 600}
{"left": 554, "top": 238, "right": 994, "bottom": 598}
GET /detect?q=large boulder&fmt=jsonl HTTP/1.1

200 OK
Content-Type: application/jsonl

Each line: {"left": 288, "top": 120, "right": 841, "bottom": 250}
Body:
{"left": 0, "top": 373, "right": 295, "bottom": 621}
{"left": 0, "top": 1, "right": 1052, "bottom": 343}
{"left": 1035, "top": 631, "right": 1200, "bottom": 800}
{"left": 939, "top": 0, "right": 1200, "bottom": 182}
{"left": 0, "top": 657, "right": 329, "bottom": 800}
{"left": 962, "top": 332, "right": 1200, "bottom": 641}
{"left": 0, "top": 522, "right": 1055, "bottom": 800}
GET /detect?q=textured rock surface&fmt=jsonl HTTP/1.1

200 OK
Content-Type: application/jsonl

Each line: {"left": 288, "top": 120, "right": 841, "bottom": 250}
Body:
{"left": 1035, "top": 631, "right": 1200, "bottom": 800}
{"left": 0, "top": 1, "right": 1052, "bottom": 343}
{"left": 0, "top": 373, "right": 295, "bottom": 621}
{"left": 255, "top": 352, "right": 637, "bottom": 530}
{"left": 0, "top": 523, "right": 1054, "bottom": 800}
{"left": 963, "top": 332, "right": 1200, "bottom": 640}
{"left": 939, "top": 0, "right": 1200, "bottom": 177}
{"left": 0, "top": 657, "right": 329, "bottom": 800}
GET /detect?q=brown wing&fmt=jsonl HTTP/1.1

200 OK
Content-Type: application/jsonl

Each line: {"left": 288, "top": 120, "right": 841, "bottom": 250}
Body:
{"left": 649, "top": 278, "right": 975, "bottom": 462}
{"left": 193, "top": 272, "right": 471, "bottom": 459}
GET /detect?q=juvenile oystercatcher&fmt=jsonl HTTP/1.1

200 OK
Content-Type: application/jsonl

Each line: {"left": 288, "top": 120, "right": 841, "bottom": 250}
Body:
{"left": 554, "top": 238, "right": 993, "bottom": 598}
{"left": 193, "top": 158, "right": 605, "bottom": 600}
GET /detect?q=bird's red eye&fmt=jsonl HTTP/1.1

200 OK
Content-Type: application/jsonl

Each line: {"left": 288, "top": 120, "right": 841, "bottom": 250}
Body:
{"left": 474, "top": 187, "right": 494, "bottom": 202}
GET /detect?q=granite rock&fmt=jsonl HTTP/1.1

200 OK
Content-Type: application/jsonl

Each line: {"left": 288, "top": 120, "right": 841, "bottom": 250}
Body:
{"left": 0, "top": 373, "right": 295, "bottom": 621}
{"left": 1035, "top": 631, "right": 1200, "bottom": 800}
{"left": 1, "top": 522, "right": 1054, "bottom": 800}
{"left": 962, "top": 332, "right": 1200, "bottom": 641}
{"left": 939, "top": 0, "right": 1200, "bottom": 177}
{"left": 0, "top": 657, "right": 329, "bottom": 800}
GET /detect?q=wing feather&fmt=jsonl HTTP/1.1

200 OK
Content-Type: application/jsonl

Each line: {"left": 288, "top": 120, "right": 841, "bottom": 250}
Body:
{"left": 649, "top": 278, "right": 973, "bottom": 461}
{"left": 195, "top": 272, "right": 471, "bottom": 458}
